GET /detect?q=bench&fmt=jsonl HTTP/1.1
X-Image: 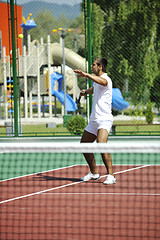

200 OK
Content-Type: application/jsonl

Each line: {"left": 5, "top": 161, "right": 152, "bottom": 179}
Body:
{"left": 0, "top": 125, "right": 12, "bottom": 128}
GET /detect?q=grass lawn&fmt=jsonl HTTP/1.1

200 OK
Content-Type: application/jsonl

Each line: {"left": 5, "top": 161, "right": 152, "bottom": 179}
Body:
{"left": 114, "top": 124, "right": 160, "bottom": 135}
{"left": 112, "top": 120, "right": 160, "bottom": 135}
{"left": 0, "top": 124, "right": 71, "bottom": 137}
{"left": 22, "top": 124, "right": 72, "bottom": 136}
{"left": 0, "top": 120, "right": 159, "bottom": 137}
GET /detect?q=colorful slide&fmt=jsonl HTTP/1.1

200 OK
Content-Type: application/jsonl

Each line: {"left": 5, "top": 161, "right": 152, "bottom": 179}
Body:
{"left": 51, "top": 72, "right": 77, "bottom": 112}
{"left": 112, "top": 88, "right": 129, "bottom": 110}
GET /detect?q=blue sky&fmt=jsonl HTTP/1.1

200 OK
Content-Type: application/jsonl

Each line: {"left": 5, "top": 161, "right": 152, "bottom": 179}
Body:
{"left": 17, "top": 0, "right": 82, "bottom": 5}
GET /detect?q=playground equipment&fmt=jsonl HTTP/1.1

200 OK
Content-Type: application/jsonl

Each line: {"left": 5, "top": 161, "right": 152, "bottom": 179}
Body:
{"left": 2, "top": 33, "right": 83, "bottom": 120}
{"left": 52, "top": 28, "right": 72, "bottom": 115}
{"left": 50, "top": 72, "right": 77, "bottom": 112}
{"left": 2, "top": 32, "right": 129, "bottom": 123}
{"left": 20, "top": 13, "right": 37, "bottom": 30}
{"left": 112, "top": 88, "right": 129, "bottom": 110}
{"left": 7, "top": 78, "right": 14, "bottom": 115}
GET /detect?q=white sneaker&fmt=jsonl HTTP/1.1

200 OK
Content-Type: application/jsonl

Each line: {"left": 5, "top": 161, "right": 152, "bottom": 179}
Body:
{"left": 103, "top": 174, "right": 116, "bottom": 185}
{"left": 81, "top": 172, "right": 100, "bottom": 181}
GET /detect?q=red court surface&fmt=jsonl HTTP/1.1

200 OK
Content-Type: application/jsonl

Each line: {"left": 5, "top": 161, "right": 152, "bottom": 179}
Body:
{"left": 0, "top": 165, "right": 160, "bottom": 240}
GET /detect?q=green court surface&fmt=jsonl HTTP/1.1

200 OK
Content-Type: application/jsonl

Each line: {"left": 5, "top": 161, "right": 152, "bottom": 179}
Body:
{"left": 0, "top": 152, "right": 160, "bottom": 181}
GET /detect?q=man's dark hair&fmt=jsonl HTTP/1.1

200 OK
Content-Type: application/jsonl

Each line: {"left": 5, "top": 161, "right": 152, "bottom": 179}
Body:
{"left": 95, "top": 57, "right": 107, "bottom": 72}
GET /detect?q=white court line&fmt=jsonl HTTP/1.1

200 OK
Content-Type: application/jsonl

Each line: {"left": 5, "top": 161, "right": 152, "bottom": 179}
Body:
{"left": 0, "top": 165, "right": 77, "bottom": 182}
{"left": 0, "top": 164, "right": 153, "bottom": 204}
{"left": 0, "top": 181, "right": 81, "bottom": 204}
{"left": 101, "top": 164, "right": 151, "bottom": 178}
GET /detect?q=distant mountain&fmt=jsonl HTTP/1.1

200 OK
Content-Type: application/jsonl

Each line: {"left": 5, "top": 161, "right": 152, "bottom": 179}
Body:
{"left": 22, "top": 1, "right": 81, "bottom": 20}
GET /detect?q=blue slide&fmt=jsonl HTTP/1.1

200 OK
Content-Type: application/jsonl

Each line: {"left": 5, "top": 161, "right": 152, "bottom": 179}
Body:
{"left": 51, "top": 72, "right": 77, "bottom": 112}
{"left": 112, "top": 88, "right": 129, "bottom": 110}
{"left": 52, "top": 90, "right": 78, "bottom": 112}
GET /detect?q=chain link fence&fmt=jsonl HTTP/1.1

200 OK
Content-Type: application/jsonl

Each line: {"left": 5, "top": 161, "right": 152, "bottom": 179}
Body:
{"left": 0, "top": 0, "right": 159, "bottom": 137}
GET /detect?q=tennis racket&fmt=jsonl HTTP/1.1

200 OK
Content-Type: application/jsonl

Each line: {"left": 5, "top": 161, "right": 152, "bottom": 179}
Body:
{"left": 77, "top": 91, "right": 84, "bottom": 109}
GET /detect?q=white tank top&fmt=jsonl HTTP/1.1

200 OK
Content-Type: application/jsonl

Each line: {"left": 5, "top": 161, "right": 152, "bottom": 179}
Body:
{"left": 90, "top": 73, "right": 113, "bottom": 121}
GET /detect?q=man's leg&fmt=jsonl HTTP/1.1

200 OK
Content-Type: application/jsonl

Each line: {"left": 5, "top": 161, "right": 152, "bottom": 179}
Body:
{"left": 97, "top": 129, "right": 114, "bottom": 176}
{"left": 81, "top": 130, "right": 98, "bottom": 174}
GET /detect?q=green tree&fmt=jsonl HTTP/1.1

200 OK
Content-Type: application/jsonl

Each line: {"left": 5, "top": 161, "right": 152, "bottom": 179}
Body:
{"left": 150, "top": 77, "right": 160, "bottom": 110}
{"left": 145, "top": 100, "right": 153, "bottom": 124}
{"left": 30, "top": 10, "right": 59, "bottom": 43}
{"left": 94, "top": 0, "right": 160, "bottom": 105}
{"left": 92, "top": 3, "right": 105, "bottom": 58}
{"left": 30, "top": 10, "right": 84, "bottom": 52}
{"left": 81, "top": 0, "right": 105, "bottom": 60}
{"left": 69, "top": 13, "right": 84, "bottom": 29}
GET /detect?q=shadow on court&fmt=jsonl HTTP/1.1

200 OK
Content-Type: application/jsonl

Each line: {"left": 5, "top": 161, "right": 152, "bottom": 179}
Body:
{"left": 32, "top": 174, "right": 82, "bottom": 182}
{"left": 32, "top": 174, "right": 103, "bottom": 183}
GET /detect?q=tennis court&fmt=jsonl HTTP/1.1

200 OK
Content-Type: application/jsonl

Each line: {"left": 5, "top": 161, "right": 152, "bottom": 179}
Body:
{"left": 0, "top": 140, "right": 160, "bottom": 240}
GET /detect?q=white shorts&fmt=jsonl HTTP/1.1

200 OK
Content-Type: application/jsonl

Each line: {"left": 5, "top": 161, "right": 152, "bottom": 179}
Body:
{"left": 85, "top": 120, "right": 113, "bottom": 137}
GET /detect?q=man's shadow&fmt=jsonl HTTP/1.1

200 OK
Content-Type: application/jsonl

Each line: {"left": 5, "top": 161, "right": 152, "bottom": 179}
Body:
{"left": 33, "top": 174, "right": 82, "bottom": 182}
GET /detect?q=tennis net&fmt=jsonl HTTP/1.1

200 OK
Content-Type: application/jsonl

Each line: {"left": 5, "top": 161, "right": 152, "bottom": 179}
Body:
{"left": 0, "top": 141, "right": 160, "bottom": 240}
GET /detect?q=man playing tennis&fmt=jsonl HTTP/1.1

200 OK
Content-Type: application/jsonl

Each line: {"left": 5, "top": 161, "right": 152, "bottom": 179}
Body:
{"left": 74, "top": 57, "right": 116, "bottom": 184}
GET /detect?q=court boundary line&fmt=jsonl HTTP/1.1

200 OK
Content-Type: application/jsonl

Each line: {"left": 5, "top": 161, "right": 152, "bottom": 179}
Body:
{"left": 103, "top": 164, "right": 151, "bottom": 177}
{"left": 0, "top": 164, "right": 151, "bottom": 204}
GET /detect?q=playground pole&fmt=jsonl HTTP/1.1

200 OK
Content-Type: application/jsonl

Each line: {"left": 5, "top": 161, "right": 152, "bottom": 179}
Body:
{"left": 10, "top": 0, "right": 18, "bottom": 137}
{"left": 87, "top": 0, "right": 92, "bottom": 115}
{"left": 23, "top": 45, "right": 28, "bottom": 118}
{"left": 47, "top": 34, "right": 52, "bottom": 118}
{"left": 61, "top": 30, "right": 67, "bottom": 115}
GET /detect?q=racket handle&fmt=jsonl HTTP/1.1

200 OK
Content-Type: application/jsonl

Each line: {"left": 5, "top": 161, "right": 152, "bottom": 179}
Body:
{"left": 77, "top": 90, "right": 85, "bottom": 108}
{"left": 77, "top": 95, "right": 81, "bottom": 105}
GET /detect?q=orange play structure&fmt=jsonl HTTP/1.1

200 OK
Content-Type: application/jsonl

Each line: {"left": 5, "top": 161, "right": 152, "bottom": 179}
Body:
{"left": 0, "top": 2, "right": 23, "bottom": 56}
